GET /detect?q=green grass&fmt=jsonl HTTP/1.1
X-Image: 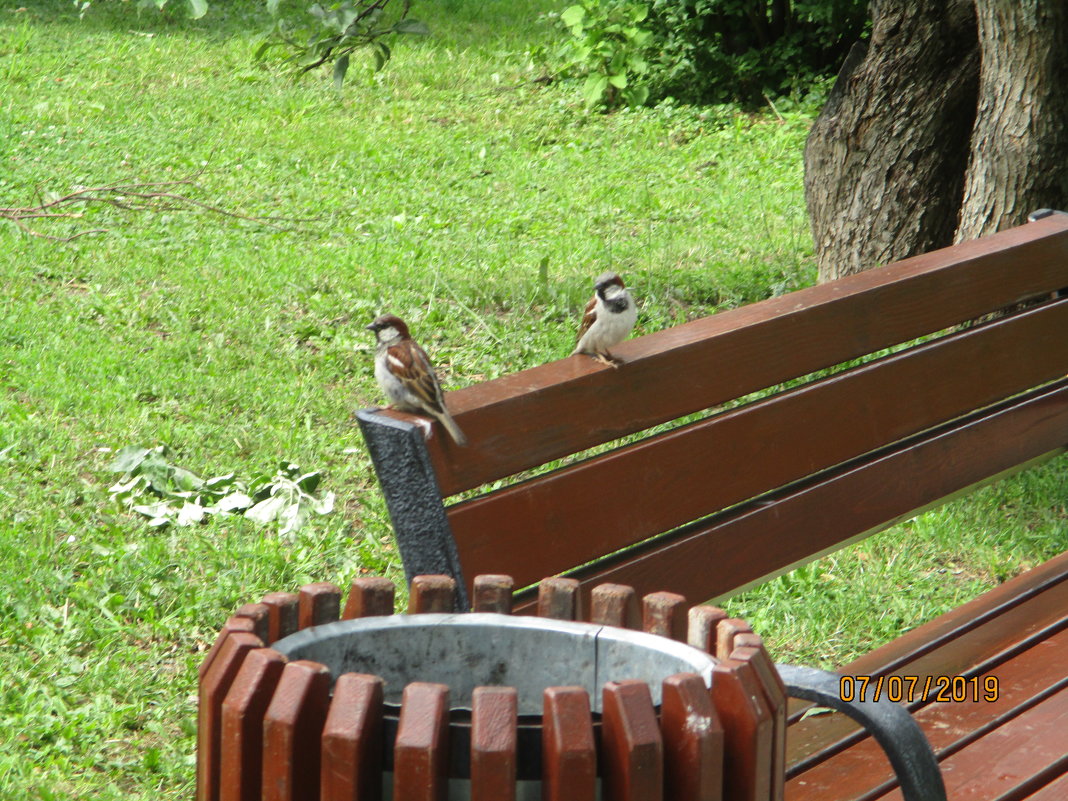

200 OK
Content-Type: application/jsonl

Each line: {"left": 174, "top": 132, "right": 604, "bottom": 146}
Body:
{"left": 0, "top": 2, "right": 1064, "bottom": 798}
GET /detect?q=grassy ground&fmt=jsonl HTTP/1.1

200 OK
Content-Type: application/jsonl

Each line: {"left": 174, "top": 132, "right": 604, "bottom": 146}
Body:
{"left": 1, "top": 2, "right": 1065, "bottom": 798}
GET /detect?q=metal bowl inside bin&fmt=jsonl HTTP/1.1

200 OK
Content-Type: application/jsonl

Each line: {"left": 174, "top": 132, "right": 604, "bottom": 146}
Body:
{"left": 272, "top": 612, "right": 717, "bottom": 783}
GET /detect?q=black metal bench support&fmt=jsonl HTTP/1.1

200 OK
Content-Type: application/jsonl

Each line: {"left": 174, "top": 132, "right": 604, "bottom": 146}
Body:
{"left": 357, "top": 409, "right": 469, "bottom": 610}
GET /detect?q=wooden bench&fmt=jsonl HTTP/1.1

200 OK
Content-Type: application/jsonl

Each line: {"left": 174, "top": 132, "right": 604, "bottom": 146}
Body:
{"left": 357, "top": 211, "right": 1068, "bottom": 801}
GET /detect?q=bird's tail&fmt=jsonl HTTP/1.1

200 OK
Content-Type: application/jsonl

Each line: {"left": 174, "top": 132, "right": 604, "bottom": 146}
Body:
{"left": 436, "top": 409, "right": 468, "bottom": 446}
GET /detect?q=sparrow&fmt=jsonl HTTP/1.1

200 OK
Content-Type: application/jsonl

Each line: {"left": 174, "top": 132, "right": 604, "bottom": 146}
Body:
{"left": 366, "top": 314, "right": 468, "bottom": 446}
{"left": 572, "top": 271, "right": 637, "bottom": 366}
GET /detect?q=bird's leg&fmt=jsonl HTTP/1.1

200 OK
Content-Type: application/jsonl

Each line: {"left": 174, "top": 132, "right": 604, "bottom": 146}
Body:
{"left": 593, "top": 351, "right": 623, "bottom": 368}
{"left": 413, "top": 417, "right": 434, "bottom": 440}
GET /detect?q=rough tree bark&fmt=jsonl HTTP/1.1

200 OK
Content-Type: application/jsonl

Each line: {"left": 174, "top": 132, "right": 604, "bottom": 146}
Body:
{"left": 804, "top": 0, "right": 979, "bottom": 281}
{"left": 956, "top": 1, "right": 1068, "bottom": 240}
{"left": 805, "top": 0, "right": 1068, "bottom": 282}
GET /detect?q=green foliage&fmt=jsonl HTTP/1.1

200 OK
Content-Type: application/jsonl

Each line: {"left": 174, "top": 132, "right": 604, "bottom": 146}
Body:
{"left": 557, "top": 0, "right": 653, "bottom": 109}
{"left": 108, "top": 446, "right": 335, "bottom": 535}
{"left": 257, "top": 0, "right": 429, "bottom": 88}
{"left": 550, "top": 0, "right": 867, "bottom": 107}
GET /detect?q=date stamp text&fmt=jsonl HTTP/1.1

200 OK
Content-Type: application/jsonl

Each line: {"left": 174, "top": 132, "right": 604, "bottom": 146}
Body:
{"left": 839, "top": 674, "right": 999, "bottom": 703}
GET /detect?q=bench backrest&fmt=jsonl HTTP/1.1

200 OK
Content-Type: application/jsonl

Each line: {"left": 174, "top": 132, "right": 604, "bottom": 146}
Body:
{"left": 359, "top": 214, "right": 1068, "bottom": 611}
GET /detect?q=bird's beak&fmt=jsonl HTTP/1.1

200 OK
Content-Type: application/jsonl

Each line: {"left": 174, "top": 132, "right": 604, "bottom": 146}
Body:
{"left": 365, "top": 323, "right": 376, "bottom": 332}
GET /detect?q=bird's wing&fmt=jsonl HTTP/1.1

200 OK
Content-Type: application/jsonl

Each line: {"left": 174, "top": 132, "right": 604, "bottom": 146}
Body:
{"left": 386, "top": 341, "right": 448, "bottom": 414}
{"left": 575, "top": 294, "right": 598, "bottom": 345}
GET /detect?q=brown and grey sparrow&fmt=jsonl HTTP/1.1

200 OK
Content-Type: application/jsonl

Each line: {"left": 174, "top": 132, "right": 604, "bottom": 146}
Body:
{"left": 367, "top": 314, "right": 468, "bottom": 446}
{"left": 572, "top": 271, "right": 637, "bottom": 366}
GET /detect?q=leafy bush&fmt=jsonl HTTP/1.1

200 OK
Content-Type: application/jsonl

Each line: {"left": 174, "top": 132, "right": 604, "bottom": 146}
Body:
{"left": 258, "top": 0, "right": 429, "bottom": 88}
{"left": 557, "top": 0, "right": 654, "bottom": 108}
{"left": 553, "top": 0, "right": 867, "bottom": 108}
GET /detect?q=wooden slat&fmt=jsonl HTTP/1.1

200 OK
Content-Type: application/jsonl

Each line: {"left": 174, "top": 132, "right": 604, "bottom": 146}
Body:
{"left": 787, "top": 625, "right": 1068, "bottom": 800}
{"left": 731, "top": 639, "right": 787, "bottom": 801}
{"left": 320, "top": 673, "right": 384, "bottom": 801}
{"left": 198, "top": 632, "right": 264, "bottom": 801}
{"left": 261, "top": 593, "right": 299, "bottom": 644}
{"left": 688, "top": 606, "right": 728, "bottom": 653}
{"left": 511, "top": 380, "right": 1068, "bottom": 613}
{"left": 298, "top": 583, "right": 341, "bottom": 629}
{"left": 642, "top": 592, "right": 688, "bottom": 641}
{"left": 420, "top": 216, "right": 1068, "bottom": 495}
{"left": 661, "top": 673, "right": 724, "bottom": 801}
{"left": 711, "top": 660, "right": 774, "bottom": 801}
{"left": 393, "top": 682, "right": 450, "bottom": 801}
{"left": 472, "top": 574, "right": 514, "bottom": 614}
{"left": 872, "top": 686, "right": 1068, "bottom": 801}
{"left": 1019, "top": 771, "right": 1068, "bottom": 800}
{"left": 262, "top": 660, "right": 332, "bottom": 801}
{"left": 451, "top": 298, "right": 1068, "bottom": 588}
{"left": 542, "top": 687, "right": 596, "bottom": 801}
{"left": 220, "top": 647, "right": 287, "bottom": 801}
{"left": 342, "top": 578, "right": 395, "bottom": 619}
{"left": 786, "top": 551, "right": 1068, "bottom": 767}
{"left": 408, "top": 575, "right": 456, "bottom": 614}
{"left": 601, "top": 680, "right": 664, "bottom": 801}
{"left": 537, "top": 577, "right": 582, "bottom": 621}
{"left": 591, "top": 584, "right": 641, "bottom": 629}
{"left": 470, "top": 686, "right": 518, "bottom": 801}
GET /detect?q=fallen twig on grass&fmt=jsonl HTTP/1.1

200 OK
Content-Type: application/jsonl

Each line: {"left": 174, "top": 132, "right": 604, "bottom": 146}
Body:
{"left": 1, "top": 176, "right": 320, "bottom": 241}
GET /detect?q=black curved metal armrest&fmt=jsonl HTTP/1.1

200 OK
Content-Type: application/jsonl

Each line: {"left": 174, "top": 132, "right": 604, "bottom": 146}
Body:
{"left": 776, "top": 664, "right": 947, "bottom": 801}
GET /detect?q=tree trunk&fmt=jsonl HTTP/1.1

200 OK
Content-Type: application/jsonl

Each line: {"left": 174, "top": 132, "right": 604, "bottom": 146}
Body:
{"left": 804, "top": 0, "right": 979, "bottom": 282}
{"left": 955, "top": 1, "right": 1068, "bottom": 240}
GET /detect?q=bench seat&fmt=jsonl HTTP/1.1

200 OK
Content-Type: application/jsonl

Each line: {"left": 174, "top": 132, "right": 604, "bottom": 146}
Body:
{"left": 787, "top": 548, "right": 1068, "bottom": 800}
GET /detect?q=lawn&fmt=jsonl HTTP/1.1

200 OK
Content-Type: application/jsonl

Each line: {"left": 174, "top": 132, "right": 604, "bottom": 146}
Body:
{"left": 1, "top": 1, "right": 1065, "bottom": 798}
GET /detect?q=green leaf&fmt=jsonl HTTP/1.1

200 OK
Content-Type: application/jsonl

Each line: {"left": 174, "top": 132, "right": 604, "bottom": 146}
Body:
{"left": 109, "top": 446, "right": 150, "bottom": 473}
{"left": 215, "top": 492, "right": 253, "bottom": 512}
{"left": 266, "top": 0, "right": 280, "bottom": 14}
{"left": 582, "top": 73, "right": 609, "bottom": 106}
{"left": 295, "top": 470, "right": 321, "bottom": 493}
{"left": 186, "top": 0, "right": 207, "bottom": 19}
{"left": 608, "top": 72, "right": 628, "bottom": 89}
{"left": 393, "top": 18, "right": 430, "bottom": 35}
{"left": 333, "top": 54, "right": 350, "bottom": 90}
{"left": 560, "top": 5, "right": 586, "bottom": 28}
{"left": 177, "top": 502, "right": 206, "bottom": 526}
{"left": 622, "top": 84, "right": 649, "bottom": 107}
{"left": 244, "top": 494, "right": 287, "bottom": 525}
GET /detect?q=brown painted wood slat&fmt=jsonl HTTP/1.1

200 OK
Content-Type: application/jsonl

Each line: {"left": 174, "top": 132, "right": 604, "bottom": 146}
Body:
{"left": 711, "top": 660, "right": 774, "bottom": 801}
{"left": 642, "top": 592, "right": 688, "bottom": 641}
{"left": 601, "top": 680, "right": 664, "bottom": 801}
{"left": 472, "top": 574, "right": 514, "bottom": 614}
{"left": 261, "top": 593, "right": 299, "bottom": 644}
{"left": 470, "top": 686, "right": 518, "bottom": 801}
{"left": 661, "top": 673, "right": 724, "bottom": 801}
{"left": 320, "top": 673, "right": 384, "bottom": 801}
{"left": 298, "top": 583, "right": 341, "bottom": 629}
{"left": 541, "top": 687, "right": 597, "bottom": 801}
{"left": 786, "top": 551, "right": 1068, "bottom": 767}
{"left": 1019, "top": 771, "right": 1068, "bottom": 800}
{"left": 873, "top": 686, "right": 1068, "bottom": 801}
{"left": 591, "top": 583, "right": 641, "bottom": 629}
{"left": 198, "top": 631, "right": 264, "bottom": 801}
{"left": 342, "top": 578, "right": 395, "bottom": 619}
{"left": 450, "top": 298, "right": 1068, "bottom": 589}
{"left": 511, "top": 380, "right": 1068, "bottom": 613}
{"left": 262, "top": 660, "right": 332, "bottom": 801}
{"left": 731, "top": 640, "right": 787, "bottom": 801}
{"left": 220, "top": 648, "right": 287, "bottom": 801}
{"left": 407, "top": 575, "right": 457, "bottom": 614}
{"left": 787, "top": 625, "right": 1068, "bottom": 801}
{"left": 418, "top": 216, "right": 1068, "bottom": 496}
{"left": 393, "top": 682, "right": 450, "bottom": 801}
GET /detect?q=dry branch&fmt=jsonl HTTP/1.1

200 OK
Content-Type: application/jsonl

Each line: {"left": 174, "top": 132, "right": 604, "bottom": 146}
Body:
{"left": 0, "top": 176, "right": 317, "bottom": 242}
